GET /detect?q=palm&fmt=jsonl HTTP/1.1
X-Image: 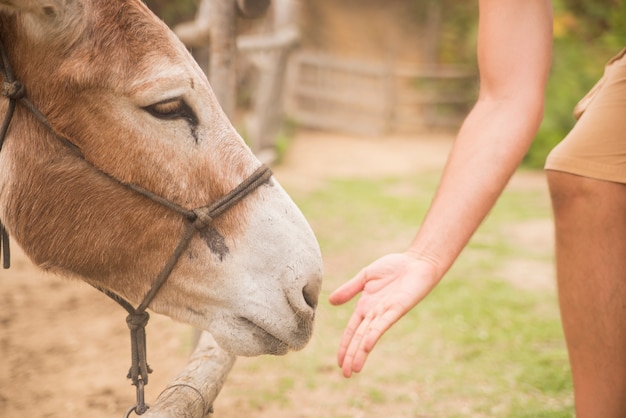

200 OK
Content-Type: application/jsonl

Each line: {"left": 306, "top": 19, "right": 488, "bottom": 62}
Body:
{"left": 329, "top": 253, "right": 440, "bottom": 377}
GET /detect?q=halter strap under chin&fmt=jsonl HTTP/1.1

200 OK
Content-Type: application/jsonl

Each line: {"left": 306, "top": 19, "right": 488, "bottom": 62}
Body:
{"left": 0, "top": 37, "right": 273, "bottom": 416}
{"left": 97, "top": 163, "right": 271, "bottom": 415}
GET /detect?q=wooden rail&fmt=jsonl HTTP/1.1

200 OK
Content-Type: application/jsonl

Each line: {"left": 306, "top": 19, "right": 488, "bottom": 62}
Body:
{"left": 144, "top": 332, "right": 236, "bottom": 418}
{"left": 285, "top": 51, "right": 478, "bottom": 135}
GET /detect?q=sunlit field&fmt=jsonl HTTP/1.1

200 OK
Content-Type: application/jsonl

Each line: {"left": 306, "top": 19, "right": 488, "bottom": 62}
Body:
{"left": 216, "top": 149, "right": 573, "bottom": 417}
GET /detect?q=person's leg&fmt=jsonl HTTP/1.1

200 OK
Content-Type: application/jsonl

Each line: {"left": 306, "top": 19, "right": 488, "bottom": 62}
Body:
{"left": 547, "top": 170, "right": 626, "bottom": 417}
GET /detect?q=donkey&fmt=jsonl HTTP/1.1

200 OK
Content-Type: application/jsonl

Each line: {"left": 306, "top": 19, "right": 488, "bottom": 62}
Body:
{"left": 0, "top": 0, "right": 322, "bottom": 359}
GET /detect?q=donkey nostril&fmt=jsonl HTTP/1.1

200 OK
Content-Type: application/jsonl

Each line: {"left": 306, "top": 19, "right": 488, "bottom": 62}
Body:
{"left": 302, "top": 283, "right": 319, "bottom": 310}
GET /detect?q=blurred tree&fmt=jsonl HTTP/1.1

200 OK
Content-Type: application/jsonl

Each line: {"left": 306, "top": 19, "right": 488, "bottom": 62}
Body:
{"left": 563, "top": 0, "right": 621, "bottom": 40}
{"left": 412, "top": 0, "right": 478, "bottom": 65}
{"left": 144, "top": 0, "right": 198, "bottom": 26}
{"left": 525, "top": 0, "right": 626, "bottom": 168}
{"left": 144, "top": 0, "right": 625, "bottom": 169}
{"left": 409, "top": 0, "right": 626, "bottom": 168}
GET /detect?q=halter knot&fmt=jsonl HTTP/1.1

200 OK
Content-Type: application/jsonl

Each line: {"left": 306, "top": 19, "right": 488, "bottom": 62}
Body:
{"left": 126, "top": 311, "right": 150, "bottom": 331}
{"left": 2, "top": 80, "right": 25, "bottom": 100}
{"left": 192, "top": 207, "right": 213, "bottom": 229}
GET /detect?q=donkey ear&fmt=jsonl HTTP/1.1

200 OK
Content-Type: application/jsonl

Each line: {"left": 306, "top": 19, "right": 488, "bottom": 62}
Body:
{"left": 0, "top": 0, "right": 86, "bottom": 42}
{"left": 0, "top": 0, "right": 62, "bottom": 18}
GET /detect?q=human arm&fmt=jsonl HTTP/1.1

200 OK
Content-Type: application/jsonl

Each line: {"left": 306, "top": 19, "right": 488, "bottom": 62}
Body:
{"left": 329, "top": 0, "right": 553, "bottom": 378}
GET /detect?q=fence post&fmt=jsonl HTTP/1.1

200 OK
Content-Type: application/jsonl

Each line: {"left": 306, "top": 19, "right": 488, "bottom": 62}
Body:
{"left": 243, "top": 0, "right": 299, "bottom": 156}
{"left": 143, "top": 332, "right": 236, "bottom": 418}
{"left": 236, "top": 0, "right": 271, "bottom": 18}
{"left": 209, "top": 0, "right": 272, "bottom": 120}
{"left": 208, "top": 0, "right": 238, "bottom": 120}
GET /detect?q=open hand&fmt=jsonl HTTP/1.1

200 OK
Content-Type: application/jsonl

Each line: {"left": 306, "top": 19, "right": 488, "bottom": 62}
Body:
{"left": 329, "top": 253, "right": 440, "bottom": 377}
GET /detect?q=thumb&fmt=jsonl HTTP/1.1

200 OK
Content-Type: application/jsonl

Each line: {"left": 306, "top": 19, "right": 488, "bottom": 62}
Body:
{"left": 328, "top": 269, "right": 366, "bottom": 306}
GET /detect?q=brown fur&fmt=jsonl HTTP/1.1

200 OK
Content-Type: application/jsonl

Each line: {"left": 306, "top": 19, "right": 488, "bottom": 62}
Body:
{"left": 0, "top": 0, "right": 255, "bottom": 302}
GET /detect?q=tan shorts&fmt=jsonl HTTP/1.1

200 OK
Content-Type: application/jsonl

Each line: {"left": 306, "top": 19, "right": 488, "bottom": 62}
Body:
{"left": 545, "top": 48, "right": 626, "bottom": 184}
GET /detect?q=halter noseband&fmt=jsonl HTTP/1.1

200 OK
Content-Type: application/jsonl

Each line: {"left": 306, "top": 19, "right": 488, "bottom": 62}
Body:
{"left": 0, "top": 38, "right": 272, "bottom": 416}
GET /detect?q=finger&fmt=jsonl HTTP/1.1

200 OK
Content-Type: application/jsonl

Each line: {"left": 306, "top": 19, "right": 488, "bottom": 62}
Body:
{"left": 342, "top": 302, "right": 388, "bottom": 377}
{"left": 328, "top": 269, "right": 366, "bottom": 305}
{"left": 362, "top": 308, "right": 403, "bottom": 354}
{"left": 344, "top": 307, "right": 400, "bottom": 377}
{"left": 341, "top": 312, "right": 373, "bottom": 378}
{"left": 347, "top": 308, "right": 385, "bottom": 375}
{"left": 337, "top": 308, "right": 366, "bottom": 368}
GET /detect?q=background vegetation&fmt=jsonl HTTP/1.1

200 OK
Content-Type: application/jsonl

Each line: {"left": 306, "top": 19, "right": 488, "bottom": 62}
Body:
{"left": 137, "top": 1, "right": 600, "bottom": 414}
{"left": 414, "top": 0, "right": 626, "bottom": 168}
{"left": 214, "top": 164, "right": 572, "bottom": 416}
{"left": 144, "top": 0, "right": 196, "bottom": 26}
{"left": 145, "top": 0, "right": 626, "bottom": 168}
{"left": 526, "top": 0, "right": 626, "bottom": 168}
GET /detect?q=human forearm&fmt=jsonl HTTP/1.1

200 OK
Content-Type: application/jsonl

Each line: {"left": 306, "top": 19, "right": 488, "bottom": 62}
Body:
{"left": 406, "top": 96, "right": 545, "bottom": 278}
{"left": 329, "top": 0, "right": 553, "bottom": 378}
{"left": 405, "top": 0, "right": 553, "bottom": 280}
{"left": 328, "top": 101, "right": 544, "bottom": 377}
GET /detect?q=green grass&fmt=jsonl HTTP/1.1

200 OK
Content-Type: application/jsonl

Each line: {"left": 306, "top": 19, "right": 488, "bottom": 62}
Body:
{"left": 217, "top": 170, "right": 573, "bottom": 417}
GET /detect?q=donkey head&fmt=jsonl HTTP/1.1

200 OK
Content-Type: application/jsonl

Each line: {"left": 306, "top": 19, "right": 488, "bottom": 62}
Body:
{"left": 0, "top": 0, "right": 322, "bottom": 356}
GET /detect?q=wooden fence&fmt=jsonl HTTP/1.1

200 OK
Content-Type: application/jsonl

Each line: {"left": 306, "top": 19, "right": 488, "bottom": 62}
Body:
{"left": 285, "top": 51, "right": 478, "bottom": 136}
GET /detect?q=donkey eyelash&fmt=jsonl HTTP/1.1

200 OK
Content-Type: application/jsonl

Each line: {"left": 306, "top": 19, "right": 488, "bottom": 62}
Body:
{"left": 143, "top": 98, "right": 198, "bottom": 125}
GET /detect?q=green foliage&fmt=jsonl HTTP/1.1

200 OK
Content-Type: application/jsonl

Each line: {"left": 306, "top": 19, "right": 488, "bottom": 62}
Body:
{"left": 562, "top": 0, "right": 624, "bottom": 41}
{"left": 412, "top": 0, "right": 479, "bottom": 64}
{"left": 143, "top": 0, "right": 197, "bottom": 26}
{"left": 272, "top": 117, "right": 300, "bottom": 164}
{"left": 410, "top": 0, "right": 626, "bottom": 169}
{"left": 524, "top": 39, "right": 602, "bottom": 168}
{"left": 524, "top": 0, "right": 626, "bottom": 168}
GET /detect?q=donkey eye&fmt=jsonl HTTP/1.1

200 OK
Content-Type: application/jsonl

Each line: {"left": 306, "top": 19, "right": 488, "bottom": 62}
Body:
{"left": 150, "top": 100, "right": 183, "bottom": 117}
{"left": 144, "top": 98, "right": 197, "bottom": 124}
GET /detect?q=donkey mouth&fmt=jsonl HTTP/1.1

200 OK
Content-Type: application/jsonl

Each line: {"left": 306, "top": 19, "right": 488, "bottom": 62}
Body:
{"left": 237, "top": 316, "right": 298, "bottom": 355}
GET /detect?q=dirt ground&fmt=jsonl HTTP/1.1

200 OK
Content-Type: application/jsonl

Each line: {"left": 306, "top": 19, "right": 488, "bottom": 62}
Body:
{"left": 0, "top": 130, "right": 551, "bottom": 417}
{"left": 0, "top": 1, "right": 550, "bottom": 416}
{"left": 0, "top": 132, "right": 548, "bottom": 418}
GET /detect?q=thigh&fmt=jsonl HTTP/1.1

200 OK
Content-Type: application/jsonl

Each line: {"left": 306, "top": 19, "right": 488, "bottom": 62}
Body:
{"left": 547, "top": 170, "right": 626, "bottom": 417}
{"left": 548, "top": 171, "right": 626, "bottom": 274}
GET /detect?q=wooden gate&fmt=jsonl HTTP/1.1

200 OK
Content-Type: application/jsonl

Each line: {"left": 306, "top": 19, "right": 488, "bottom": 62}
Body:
{"left": 285, "top": 51, "right": 477, "bottom": 136}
